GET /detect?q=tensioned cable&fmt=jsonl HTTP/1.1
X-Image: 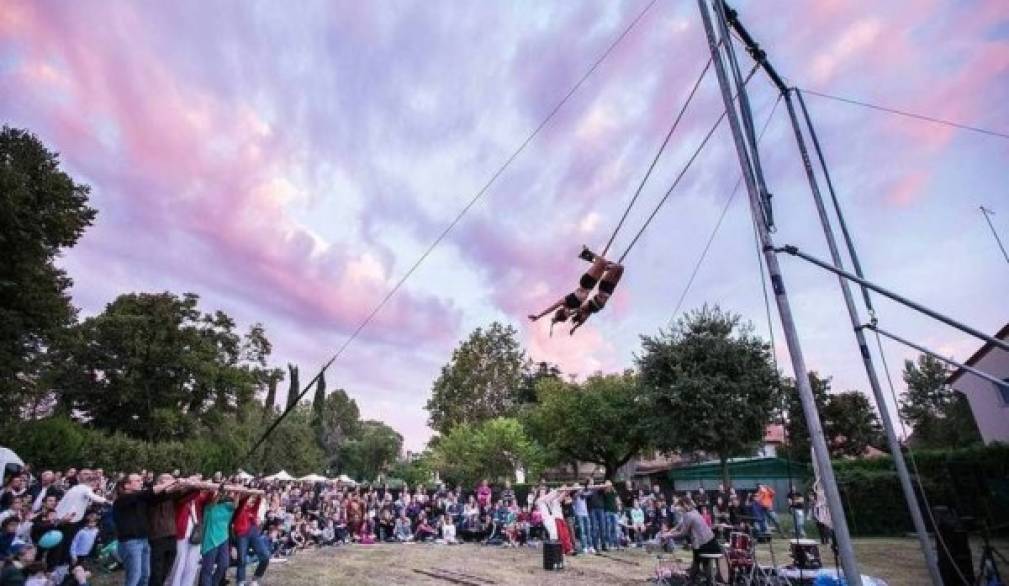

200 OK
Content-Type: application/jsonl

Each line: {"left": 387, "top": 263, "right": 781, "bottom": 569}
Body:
{"left": 800, "top": 88, "right": 1009, "bottom": 141}
{"left": 872, "top": 330, "right": 973, "bottom": 586}
{"left": 600, "top": 56, "right": 713, "bottom": 258}
{"left": 667, "top": 93, "right": 782, "bottom": 323}
{"left": 245, "top": 0, "right": 663, "bottom": 461}
{"left": 617, "top": 64, "right": 760, "bottom": 264}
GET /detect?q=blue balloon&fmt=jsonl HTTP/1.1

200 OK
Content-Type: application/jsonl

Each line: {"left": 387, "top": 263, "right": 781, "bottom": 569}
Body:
{"left": 38, "top": 530, "right": 63, "bottom": 550}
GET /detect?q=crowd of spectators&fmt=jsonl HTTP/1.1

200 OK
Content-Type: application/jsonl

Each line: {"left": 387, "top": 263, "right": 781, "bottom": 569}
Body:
{"left": 0, "top": 457, "right": 820, "bottom": 586}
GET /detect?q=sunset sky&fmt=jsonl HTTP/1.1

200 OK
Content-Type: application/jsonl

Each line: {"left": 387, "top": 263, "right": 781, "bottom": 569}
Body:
{"left": 2, "top": 0, "right": 1007, "bottom": 450}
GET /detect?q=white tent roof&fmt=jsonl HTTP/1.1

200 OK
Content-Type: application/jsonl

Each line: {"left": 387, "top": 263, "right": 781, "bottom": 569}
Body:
{"left": 263, "top": 470, "right": 294, "bottom": 481}
{"left": 336, "top": 474, "right": 357, "bottom": 485}
{"left": 234, "top": 470, "right": 254, "bottom": 480}
{"left": 299, "top": 473, "right": 327, "bottom": 482}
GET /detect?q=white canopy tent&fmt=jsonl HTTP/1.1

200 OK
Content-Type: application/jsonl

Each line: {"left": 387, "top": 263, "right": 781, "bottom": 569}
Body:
{"left": 299, "top": 473, "right": 327, "bottom": 483}
{"left": 234, "top": 470, "right": 254, "bottom": 481}
{"left": 263, "top": 470, "right": 294, "bottom": 482}
{"left": 335, "top": 474, "right": 357, "bottom": 485}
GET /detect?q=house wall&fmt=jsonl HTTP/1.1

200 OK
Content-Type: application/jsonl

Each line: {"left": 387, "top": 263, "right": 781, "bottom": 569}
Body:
{"left": 951, "top": 343, "right": 1009, "bottom": 444}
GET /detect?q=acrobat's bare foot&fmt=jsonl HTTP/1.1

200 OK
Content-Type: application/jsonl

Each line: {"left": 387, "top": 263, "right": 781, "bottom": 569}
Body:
{"left": 579, "top": 246, "right": 597, "bottom": 262}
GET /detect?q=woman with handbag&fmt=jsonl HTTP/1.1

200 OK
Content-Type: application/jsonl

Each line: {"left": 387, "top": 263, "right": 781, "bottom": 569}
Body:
{"left": 168, "top": 485, "right": 213, "bottom": 586}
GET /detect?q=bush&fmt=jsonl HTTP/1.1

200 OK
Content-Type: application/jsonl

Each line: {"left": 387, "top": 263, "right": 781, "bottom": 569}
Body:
{"left": 834, "top": 443, "right": 1009, "bottom": 536}
{"left": 6, "top": 417, "right": 242, "bottom": 475}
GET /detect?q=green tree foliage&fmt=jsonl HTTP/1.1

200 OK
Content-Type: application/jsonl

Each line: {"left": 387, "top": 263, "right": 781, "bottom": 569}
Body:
{"left": 388, "top": 452, "right": 435, "bottom": 487}
{"left": 900, "top": 354, "right": 982, "bottom": 448}
{"left": 311, "top": 370, "right": 327, "bottom": 428}
{"left": 339, "top": 420, "right": 403, "bottom": 481}
{"left": 782, "top": 373, "right": 886, "bottom": 460}
{"left": 781, "top": 372, "right": 829, "bottom": 461}
{"left": 823, "top": 391, "right": 885, "bottom": 458}
{"left": 425, "top": 322, "right": 528, "bottom": 433}
{"left": 527, "top": 371, "right": 649, "bottom": 480}
{"left": 0, "top": 127, "right": 96, "bottom": 419}
{"left": 257, "top": 405, "right": 326, "bottom": 476}
{"left": 430, "top": 417, "right": 543, "bottom": 487}
{"left": 637, "top": 306, "right": 780, "bottom": 488}
{"left": 515, "top": 361, "right": 562, "bottom": 405}
{"left": 317, "top": 389, "right": 362, "bottom": 471}
{"left": 50, "top": 292, "right": 270, "bottom": 441}
{"left": 261, "top": 368, "right": 284, "bottom": 415}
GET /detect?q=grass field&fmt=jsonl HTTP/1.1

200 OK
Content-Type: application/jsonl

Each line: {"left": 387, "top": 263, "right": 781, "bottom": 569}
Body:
{"left": 88, "top": 535, "right": 1007, "bottom": 585}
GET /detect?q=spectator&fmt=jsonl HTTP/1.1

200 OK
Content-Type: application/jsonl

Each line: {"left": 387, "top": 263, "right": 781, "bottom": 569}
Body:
{"left": 112, "top": 472, "right": 178, "bottom": 586}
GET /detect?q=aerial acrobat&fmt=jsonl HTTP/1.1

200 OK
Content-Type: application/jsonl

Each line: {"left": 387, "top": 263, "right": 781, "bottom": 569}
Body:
{"left": 528, "top": 247, "right": 625, "bottom": 335}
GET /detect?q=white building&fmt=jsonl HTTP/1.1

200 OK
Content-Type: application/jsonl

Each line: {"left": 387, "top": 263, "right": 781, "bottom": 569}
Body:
{"left": 947, "top": 323, "right": 1009, "bottom": 444}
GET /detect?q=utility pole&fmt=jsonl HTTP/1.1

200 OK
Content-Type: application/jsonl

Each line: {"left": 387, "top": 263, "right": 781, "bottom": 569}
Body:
{"left": 980, "top": 206, "right": 1009, "bottom": 265}
{"left": 786, "top": 88, "right": 942, "bottom": 585}
{"left": 696, "top": 1, "right": 864, "bottom": 583}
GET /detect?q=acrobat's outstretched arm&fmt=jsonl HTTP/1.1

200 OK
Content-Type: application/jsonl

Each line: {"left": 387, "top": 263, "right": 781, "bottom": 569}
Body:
{"left": 529, "top": 298, "right": 565, "bottom": 321}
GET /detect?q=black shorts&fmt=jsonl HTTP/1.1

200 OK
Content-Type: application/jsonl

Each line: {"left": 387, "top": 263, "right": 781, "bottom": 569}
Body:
{"left": 564, "top": 293, "right": 581, "bottom": 309}
{"left": 598, "top": 279, "right": 616, "bottom": 295}
{"left": 579, "top": 274, "right": 598, "bottom": 290}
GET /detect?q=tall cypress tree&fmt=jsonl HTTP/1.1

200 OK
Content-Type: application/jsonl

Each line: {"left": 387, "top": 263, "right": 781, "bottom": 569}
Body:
{"left": 312, "top": 370, "right": 327, "bottom": 428}
{"left": 286, "top": 363, "right": 300, "bottom": 410}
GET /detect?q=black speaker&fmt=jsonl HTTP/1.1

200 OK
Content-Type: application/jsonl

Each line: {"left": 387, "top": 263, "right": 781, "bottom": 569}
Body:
{"left": 933, "top": 506, "right": 975, "bottom": 586}
{"left": 543, "top": 540, "right": 564, "bottom": 570}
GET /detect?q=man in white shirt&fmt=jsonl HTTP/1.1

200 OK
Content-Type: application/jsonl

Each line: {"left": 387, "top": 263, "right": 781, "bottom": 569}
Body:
{"left": 55, "top": 470, "right": 108, "bottom": 523}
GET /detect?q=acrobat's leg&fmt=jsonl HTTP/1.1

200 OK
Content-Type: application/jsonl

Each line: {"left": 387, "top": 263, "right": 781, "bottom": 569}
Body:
{"left": 592, "top": 264, "right": 624, "bottom": 309}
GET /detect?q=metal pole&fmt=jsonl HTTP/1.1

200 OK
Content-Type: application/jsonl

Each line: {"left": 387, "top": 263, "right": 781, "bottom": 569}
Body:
{"left": 868, "top": 324, "right": 1009, "bottom": 390}
{"left": 782, "top": 89, "right": 942, "bottom": 585}
{"left": 980, "top": 206, "right": 1009, "bottom": 265}
{"left": 775, "top": 245, "right": 1009, "bottom": 354}
{"left": 695, "top": 2, "right": 864, "bottom": 583}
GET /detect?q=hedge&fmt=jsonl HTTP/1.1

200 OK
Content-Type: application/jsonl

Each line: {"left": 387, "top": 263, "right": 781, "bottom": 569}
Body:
{"left": 834, "top": 443, "right": 1009, "bottom": 536}
{"left": 4, "top": 417, "right": 239, "bottom": 475}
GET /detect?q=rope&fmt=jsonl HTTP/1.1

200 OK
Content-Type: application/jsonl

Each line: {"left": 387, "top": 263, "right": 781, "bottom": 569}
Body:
{"left": 872, "top": 330, "right": 973, "bottom": 586}
{"left": 600, "top": 56, "right": 713, "bottom": 258}
{"left": 244, "top": 0, "right": 662, "bottom": 462}
{"left": 800, "top": 88, "right": 1009, "bottom": 141}
{"left": 616, "top": 64, "right": 759, "bottom": 264}
{"left": 668, "top": 94, "right": 782, "bottom": 323}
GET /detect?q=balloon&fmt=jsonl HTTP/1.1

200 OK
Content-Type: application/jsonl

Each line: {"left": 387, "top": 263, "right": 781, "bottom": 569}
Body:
{"left": 38, "top": 530, "right": 63, "bottom": 550}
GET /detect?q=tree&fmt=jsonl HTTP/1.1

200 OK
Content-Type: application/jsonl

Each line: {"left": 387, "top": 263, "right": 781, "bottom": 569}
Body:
{"left": 339, "top": 420, "right": 403, "bottom": 481}
{"left": 256, "top": 405, "right": 326, "bottom": 476}
{"left": 311, "top": 370, "right": 327, "bottom": 428}
{"left": 900, "top": 354, "right": 982, "bottom": 448}
{"left": 50, "top": 292, "right": 268, "bottom": 441}
{"left": 425, "top": 322, "right": 527, "bottom": 433}
{"left": 515, "top": 361, "right": 562, "bottom": 405}
{"left": 781, "top": 372, "right": 829, "bottom": 461}
{"left": 430, "top": 417, "right": 544, "bottom": 487}
{"left": 389, "top": 452, "right": 435, "bottom": 486}
{"left": 261, "top": 368, "right": 284, "bottom": 415}
{"left": 0, "top": 126, "right": 96, "bottom": 419}
{"left": 316, "top": 389, "right": 362, "bottom": 471}
{"left": 823, "top": 391, "right": 884, "bottom": 458}
{"left": 285, "top": 363, "right": 300, "bottom": 410}
{"left": 637, "top": 305, "right": 780, "bottom": 488}
{"left": 527, "top": 371, "right": 649, "bottom": 480}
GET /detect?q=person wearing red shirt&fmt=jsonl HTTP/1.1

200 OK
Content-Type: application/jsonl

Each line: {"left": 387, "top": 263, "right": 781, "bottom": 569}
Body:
{"left": 233, "top": 494, "right": 271, "bottom": 586}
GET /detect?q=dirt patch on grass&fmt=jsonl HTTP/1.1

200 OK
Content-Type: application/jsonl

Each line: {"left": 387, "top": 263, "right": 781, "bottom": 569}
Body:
{"left": 89, "top": 536, "right": 1008, "bottom": 585}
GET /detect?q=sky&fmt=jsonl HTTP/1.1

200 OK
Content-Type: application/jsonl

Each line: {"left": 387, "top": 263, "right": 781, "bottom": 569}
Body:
{"left": 2, "top": 0, "right": 1007, "bottom": 452}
